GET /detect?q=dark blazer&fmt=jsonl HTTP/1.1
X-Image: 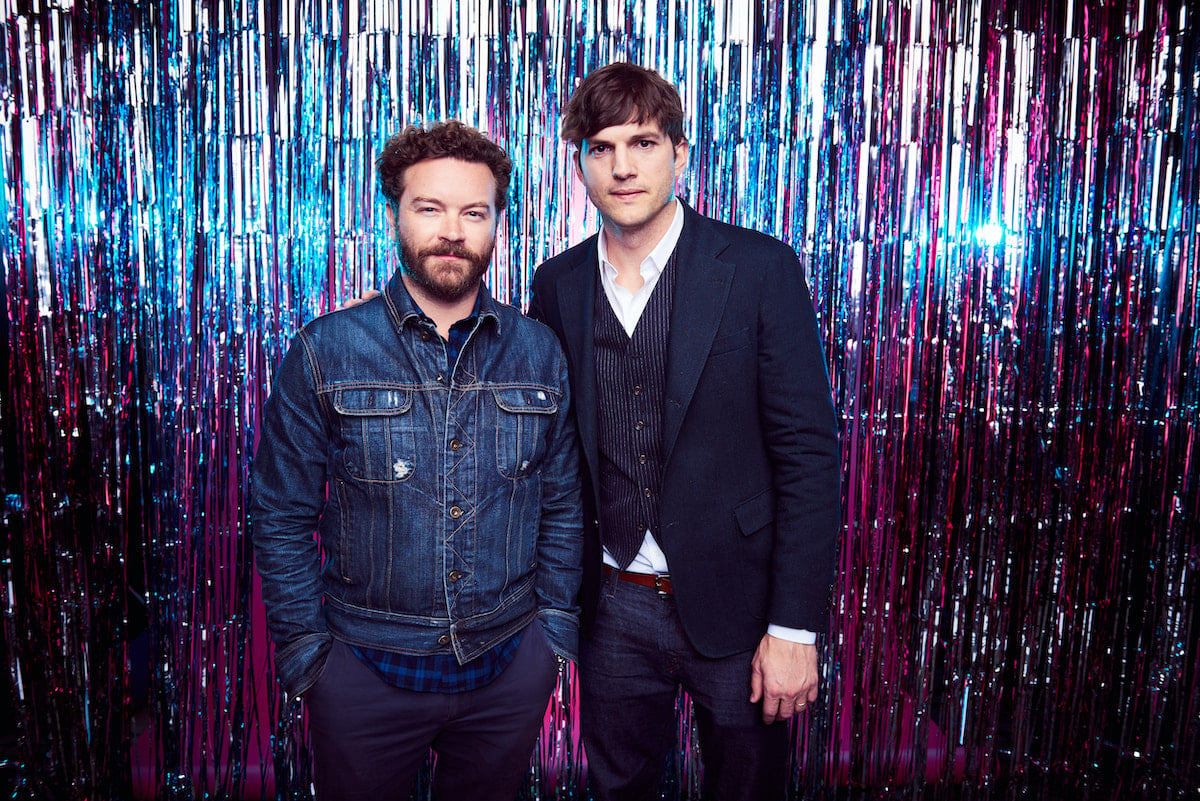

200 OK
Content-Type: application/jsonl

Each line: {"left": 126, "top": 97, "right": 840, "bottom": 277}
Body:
{"left": 528, "top": 202, "right": 840, "bottom": 658}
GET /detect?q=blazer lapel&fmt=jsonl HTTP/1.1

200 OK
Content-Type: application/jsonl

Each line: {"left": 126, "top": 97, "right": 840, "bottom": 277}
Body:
{"left": 555, "top": 242, "right": 601, "bottom": 482}
{"left": 662, "top": 207, "right": 734, "bottom": 465}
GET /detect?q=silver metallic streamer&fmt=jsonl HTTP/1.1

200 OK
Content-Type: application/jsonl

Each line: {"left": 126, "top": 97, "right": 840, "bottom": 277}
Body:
{"left": 1, "top": 1, "right": 1196, "bottom": 799}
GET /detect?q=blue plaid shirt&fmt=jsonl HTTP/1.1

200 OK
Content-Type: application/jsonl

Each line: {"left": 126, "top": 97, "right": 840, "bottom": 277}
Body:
{"left": 352, "top": 288, "right": 522, "bottom": 692}
{"left": 352, "top": 630, "right": 523, "bottom": 692}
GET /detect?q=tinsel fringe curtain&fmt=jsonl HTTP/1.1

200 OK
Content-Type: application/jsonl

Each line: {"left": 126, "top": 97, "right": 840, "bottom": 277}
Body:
{"left": 1, "top": 0, "right": 1197, "bottom": 799}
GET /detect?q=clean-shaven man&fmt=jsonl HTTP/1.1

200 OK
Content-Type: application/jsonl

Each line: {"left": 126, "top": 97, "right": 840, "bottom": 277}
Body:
{"left": 528, "top": 63, "right": 840, "bottom": 801}
{"left": 251, "top": 120, "right": 582, "bottom": 800}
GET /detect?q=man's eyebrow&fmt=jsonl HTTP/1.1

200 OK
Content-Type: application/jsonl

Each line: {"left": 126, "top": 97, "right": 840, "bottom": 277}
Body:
{"left": 407, "top": 195, "right": 444, "bottom": 205}
{"left": 586, "top": 130, "right": 665, "bottom": 146}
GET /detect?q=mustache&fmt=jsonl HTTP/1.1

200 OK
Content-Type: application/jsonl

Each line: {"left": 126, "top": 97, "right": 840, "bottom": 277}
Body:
{"left": 417, "top": 242, "right": 477, "bottom": 261}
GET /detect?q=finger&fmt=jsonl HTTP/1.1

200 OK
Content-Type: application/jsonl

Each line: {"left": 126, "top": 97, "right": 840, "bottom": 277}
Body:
{"left": 762, "top": 700, "right": 780, "bottom": 725}
{"left": 749, "top": 666, "right": 763, "bottom": 704}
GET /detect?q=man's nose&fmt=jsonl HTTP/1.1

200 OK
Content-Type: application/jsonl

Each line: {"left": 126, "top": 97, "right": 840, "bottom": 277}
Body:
{"left": 612, "top": 146, "right": 635, "bottom": 179}
{"left": 439, "top": 214, "right": 465, "bottom": 241}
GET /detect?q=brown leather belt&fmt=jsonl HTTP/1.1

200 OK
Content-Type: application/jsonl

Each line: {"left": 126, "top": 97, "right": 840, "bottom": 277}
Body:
{"left": 603, "top": 564, "right": 674, "bottom": 596}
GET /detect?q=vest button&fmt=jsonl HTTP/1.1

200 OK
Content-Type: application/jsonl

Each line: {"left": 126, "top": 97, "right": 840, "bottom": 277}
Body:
{"left": 438, "top": 634, "right": 451, "bottom": 645}
{"left": 639, "top": 454, "right": 648, "bottom": 464}
{"left": 450, "top": 506, "right": 464, "bottom": 518}
{"left": 643, "top": 487, "right": 652, "bottom": 497}
{"left": 632, "top": 385, "right": 642, "bottom": 395}
{"left": 634, "top": 420, "right": 645, "bottom": 431}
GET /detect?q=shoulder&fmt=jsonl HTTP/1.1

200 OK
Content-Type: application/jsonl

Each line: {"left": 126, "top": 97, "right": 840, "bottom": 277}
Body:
{"left": 688, "top": 209, "right": 796, "bottom": 260}
{"left": 297, "top": 295, "right": 390, "bottom": 349}
{"left": 492, "top": 299, "right": 565, "bottom": 350}
{"left": 683, "top": 209, "right": 801, "bottom": 282}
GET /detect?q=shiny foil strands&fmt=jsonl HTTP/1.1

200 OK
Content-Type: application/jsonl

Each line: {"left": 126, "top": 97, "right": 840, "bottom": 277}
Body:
{"left": 1, "top": 1, "right": 1196, "bottom": 799}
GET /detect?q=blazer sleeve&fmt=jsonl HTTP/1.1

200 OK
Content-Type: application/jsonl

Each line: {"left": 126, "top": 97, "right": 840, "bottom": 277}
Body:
{"left": 755, "top": 246, "right": 841, "bottom": 632}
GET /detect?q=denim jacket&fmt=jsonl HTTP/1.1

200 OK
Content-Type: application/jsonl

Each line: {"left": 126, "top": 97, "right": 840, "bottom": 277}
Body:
{"left": 250, "top": 273, "right": 583, "bottom": 696}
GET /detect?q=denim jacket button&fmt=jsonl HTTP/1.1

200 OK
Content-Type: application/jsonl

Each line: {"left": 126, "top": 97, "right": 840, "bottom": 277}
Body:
{"left": 450, "top": 438, "right": 462, "bottom": 451}
{"left": 448, "top": 570, "right": 463, "bottom": 583}
{"left": 438, "top": 634, "right": 451, "bottom": 646}
{"left": 449, "top": 506, "right": 464, "bottom": 519}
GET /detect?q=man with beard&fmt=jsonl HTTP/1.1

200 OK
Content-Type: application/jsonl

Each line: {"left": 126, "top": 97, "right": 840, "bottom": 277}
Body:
{"left": 250, "top": 120, "right": 583, "bottom": 801}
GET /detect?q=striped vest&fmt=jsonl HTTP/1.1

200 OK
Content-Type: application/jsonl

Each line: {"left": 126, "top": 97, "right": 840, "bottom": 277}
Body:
{"left": 593, "top": 251, "right": 677, "bottom": 568}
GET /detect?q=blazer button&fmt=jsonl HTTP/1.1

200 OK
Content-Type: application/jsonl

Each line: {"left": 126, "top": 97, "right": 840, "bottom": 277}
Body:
{"left": 450, "top": 505, "right": 464, "bottom": 518}
{"left": 438, "top": 634, "right": 451, "bottom": 645}
{"left": 643, "top": 487, "right": 652, "bottom": 498}
{"left": 448, "top": 570, "right": 463, "bottom": 582}
{"left": 634, "top": 420, "right": 645, "bottom": 431}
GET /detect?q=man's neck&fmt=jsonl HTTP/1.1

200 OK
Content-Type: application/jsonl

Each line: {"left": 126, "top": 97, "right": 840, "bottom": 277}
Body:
{"left": 601, "top": 200, "right": 678, "bottom": 290}
{"left": 402, "top": 277, "right": 479, "bottom": 339}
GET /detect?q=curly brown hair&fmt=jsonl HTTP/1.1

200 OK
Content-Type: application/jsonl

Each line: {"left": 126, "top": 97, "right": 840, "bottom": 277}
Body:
{"left": 377, "top": 120, "right": 512, "bottom": 211}
{"left": 561, "top": 63, "right": 686, "bottom": 148}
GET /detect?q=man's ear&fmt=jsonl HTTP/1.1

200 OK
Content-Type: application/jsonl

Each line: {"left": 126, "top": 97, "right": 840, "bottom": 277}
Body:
{"left": 673, "top": 139, "right": 690, "bottom": 178}
{"left": 384, "top": 203, "right": 396, "bottom": 230}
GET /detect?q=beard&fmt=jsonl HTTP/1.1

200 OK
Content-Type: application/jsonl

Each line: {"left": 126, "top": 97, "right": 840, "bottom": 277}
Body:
{"left": 399, "top": 237, "right": 493, "bottom": 303}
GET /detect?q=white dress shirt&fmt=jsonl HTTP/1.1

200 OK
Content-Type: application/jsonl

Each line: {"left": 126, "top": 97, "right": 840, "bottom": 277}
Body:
{"left": 596, "top": 200, "right": 815, "bottom": 646}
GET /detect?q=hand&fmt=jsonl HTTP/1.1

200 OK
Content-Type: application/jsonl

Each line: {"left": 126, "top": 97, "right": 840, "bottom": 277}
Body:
{"left": 337, "top": 289, "right": 381, "bottom": 310}
{"left": 749, "top": 634, "right": 818, "bottom": 724}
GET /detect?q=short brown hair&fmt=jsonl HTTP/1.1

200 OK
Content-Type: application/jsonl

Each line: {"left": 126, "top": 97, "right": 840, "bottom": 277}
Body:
{"left": 377, "top": 120, "right": 513, "bottom": 211}
{"left": 561, "top": 63, "right": 686, "bottom": 147}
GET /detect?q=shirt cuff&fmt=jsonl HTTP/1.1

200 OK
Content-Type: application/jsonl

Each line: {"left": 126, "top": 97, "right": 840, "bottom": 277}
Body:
{"left": 766, "top": 624, "right": 817, "bottom": 645}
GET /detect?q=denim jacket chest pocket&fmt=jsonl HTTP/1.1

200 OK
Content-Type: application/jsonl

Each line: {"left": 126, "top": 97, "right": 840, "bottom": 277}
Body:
{"left": 332, "top": 387, "right": 418, "bottom": 482}
{"left": 492, "top": 386, "right": 558, "bottom": 479}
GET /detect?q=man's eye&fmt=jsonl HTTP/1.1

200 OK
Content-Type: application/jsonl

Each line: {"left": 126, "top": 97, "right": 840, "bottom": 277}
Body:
{"left": 637, "top": 140, "right": 655, "bottom": 148}
{"left": 590, "top": 145, "right": 609, "bottom": 155}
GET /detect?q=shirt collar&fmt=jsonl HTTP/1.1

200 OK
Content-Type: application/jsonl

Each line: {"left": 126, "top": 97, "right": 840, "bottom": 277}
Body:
{"left": 597, "top": 198, "right": 684, "bottom": 282}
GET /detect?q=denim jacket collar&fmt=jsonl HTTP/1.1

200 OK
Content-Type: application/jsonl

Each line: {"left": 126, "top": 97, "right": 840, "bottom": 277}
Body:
{"left": 382, "top": 270, "right": 503, "bottom": 336}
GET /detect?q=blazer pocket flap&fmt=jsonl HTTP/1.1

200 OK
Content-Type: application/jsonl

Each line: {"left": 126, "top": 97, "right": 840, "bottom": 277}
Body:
{"left": 332, "top": 387, "right": 412, "bottom": 415}
{"left": 493, "top": 387, "right": 558, "bottom": 414}
{"left": 733, "top": 490, "right": 774, "bottom": 536}
{"left": 709, "top": 326, "right": 750, "bottom": 356}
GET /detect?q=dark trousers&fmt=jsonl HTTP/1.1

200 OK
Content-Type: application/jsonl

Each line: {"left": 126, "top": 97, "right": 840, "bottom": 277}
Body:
{"left": 304, "top": 623, "right": 558, "bottom": 801}
{"left": 580, "top": 575, "right": 789, "bottom": 801}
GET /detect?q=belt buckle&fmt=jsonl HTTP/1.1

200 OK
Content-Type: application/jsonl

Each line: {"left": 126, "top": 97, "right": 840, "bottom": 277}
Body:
{"left": 653, "top": 573, "right": 670, "bottom": 597}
